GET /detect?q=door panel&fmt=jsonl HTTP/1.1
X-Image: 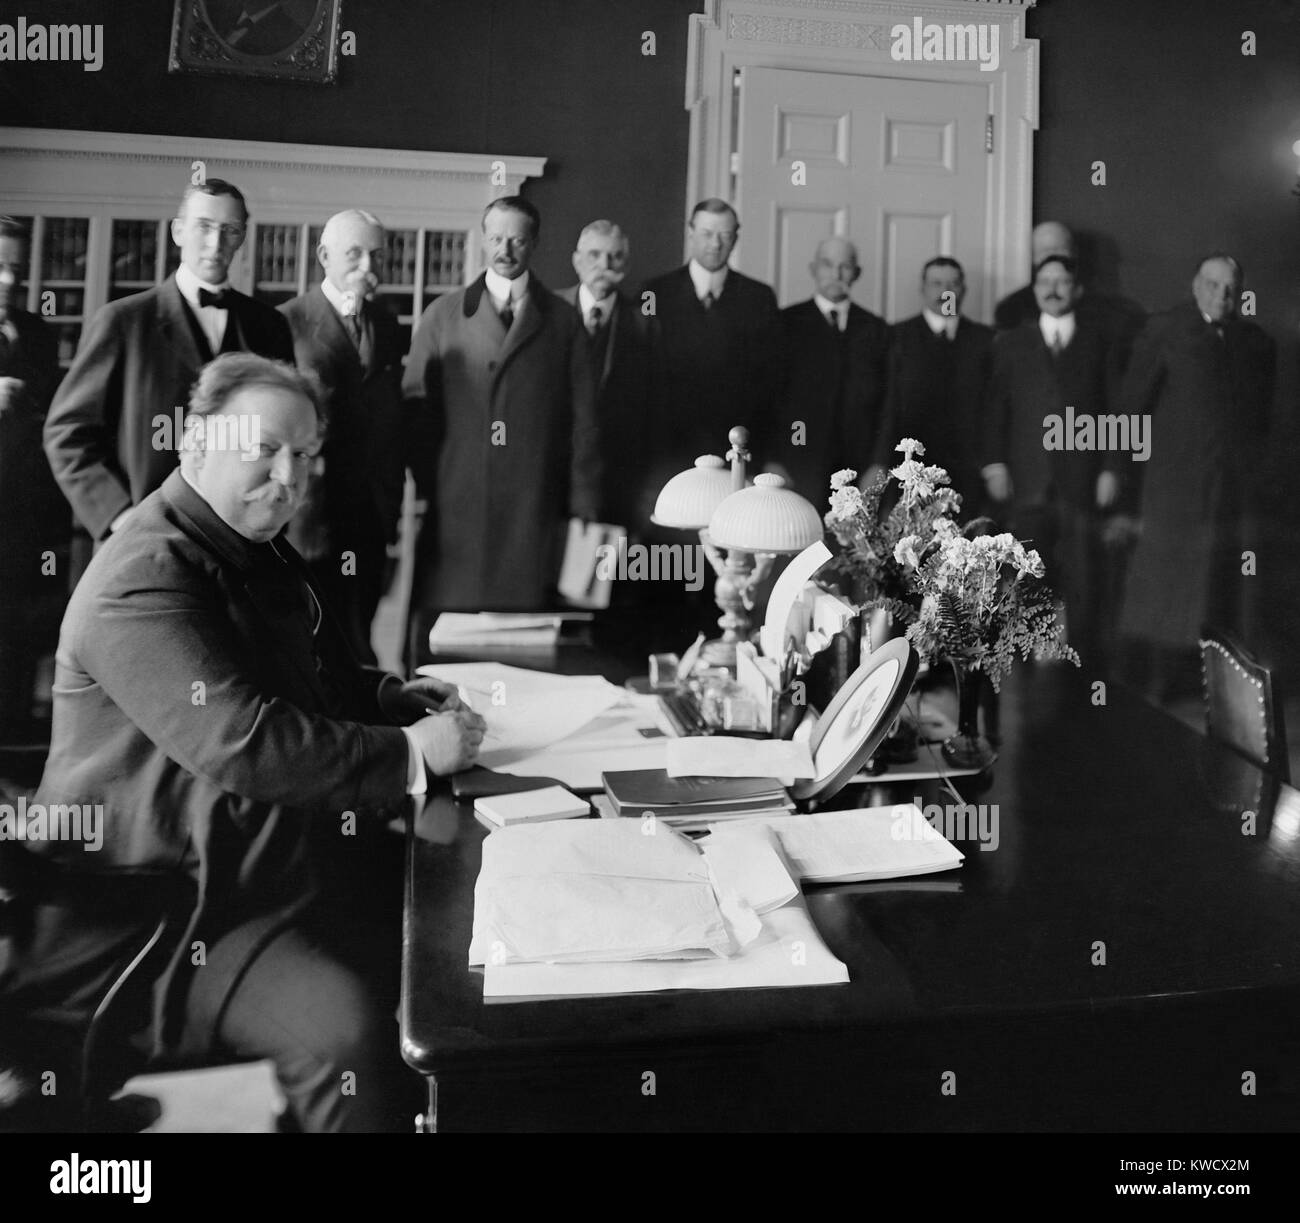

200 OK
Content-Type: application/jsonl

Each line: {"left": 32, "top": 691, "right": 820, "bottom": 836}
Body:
{"left": 740, "top": 66, "right": 989, "bottom": 321}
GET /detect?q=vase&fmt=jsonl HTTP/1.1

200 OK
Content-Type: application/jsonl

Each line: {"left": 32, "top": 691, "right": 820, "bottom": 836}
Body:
{"left": 942, "top": 660, "right": 998, "bottom": 770}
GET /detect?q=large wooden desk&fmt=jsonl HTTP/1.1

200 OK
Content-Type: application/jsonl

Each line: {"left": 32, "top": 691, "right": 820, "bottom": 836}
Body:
{"left": 400, "top": 659, "right": 1300, "bottom": 1131}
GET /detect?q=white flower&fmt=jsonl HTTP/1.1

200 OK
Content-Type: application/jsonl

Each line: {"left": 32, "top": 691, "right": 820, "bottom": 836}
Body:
{"left": 829, "top": 468, "right": 857, "bottom": 491}
{"left": 895, "top": 438, "right": 926, "bottom": 460}
{"left": 893, "top": 534, "right": 921, "bottom": 569}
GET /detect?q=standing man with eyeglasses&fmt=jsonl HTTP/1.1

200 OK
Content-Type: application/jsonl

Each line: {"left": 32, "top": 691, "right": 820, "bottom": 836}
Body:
{"left": 44, "top": 178, "right": 293, "bottom": 545}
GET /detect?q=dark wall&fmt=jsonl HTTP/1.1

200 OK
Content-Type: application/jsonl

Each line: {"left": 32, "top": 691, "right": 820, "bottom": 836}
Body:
{"left": 1030, "top": 0, "right": 1300, "bottom": 670}
{"left": 0, "top": 0, "right": 700, "bottom": 287}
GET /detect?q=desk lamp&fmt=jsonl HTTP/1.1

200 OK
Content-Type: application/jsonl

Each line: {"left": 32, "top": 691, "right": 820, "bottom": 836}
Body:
{"left": 703, "top": 471, "right": 823, "bottom": 668}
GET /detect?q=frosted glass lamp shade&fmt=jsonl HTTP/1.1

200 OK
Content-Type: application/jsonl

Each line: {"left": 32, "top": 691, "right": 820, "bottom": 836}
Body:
{"left": 651, "top": 455, "right": 733, "bottom": 530}
{"left": 707, "top": 473, "right": 823, "bottom": 554}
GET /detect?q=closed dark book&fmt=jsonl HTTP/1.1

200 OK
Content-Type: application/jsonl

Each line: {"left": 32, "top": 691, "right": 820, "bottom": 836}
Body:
{"left": 602, "top": 769, "right": 788, "bottom": 816}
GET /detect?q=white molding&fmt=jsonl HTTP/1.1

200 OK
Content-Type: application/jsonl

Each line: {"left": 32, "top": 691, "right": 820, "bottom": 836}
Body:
{"left": 684, "top": 0, "right": 1038, "bottom": 315}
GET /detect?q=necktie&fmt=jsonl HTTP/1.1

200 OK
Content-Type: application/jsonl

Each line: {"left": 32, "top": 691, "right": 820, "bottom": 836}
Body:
{"left": 587, "top": 306, "right": 603, "bottom": 336}
{"left": 345, "top": 307, "right": 363, "bottom": 348}
{"left": 1213, "top": 323, "right": 1225, "bottom": 342}
{"left": 500, "top": 300, "right": 514, "bottom": 330}
{"left": 701, "top": 290, "right": 715, "bottom": 310}
{"left": 198, "top": 287, "right": 230, "bottom": 309}
{"left": 1049, "top": 330, "right": 1064, "bottom": 355}
{"left": 825, "top": 309, "right": 839, "bottom": 332}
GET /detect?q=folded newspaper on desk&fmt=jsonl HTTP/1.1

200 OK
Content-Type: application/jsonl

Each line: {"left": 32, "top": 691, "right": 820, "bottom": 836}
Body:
{"left": 467, "top": 819, "right": 849, "bottom": 998}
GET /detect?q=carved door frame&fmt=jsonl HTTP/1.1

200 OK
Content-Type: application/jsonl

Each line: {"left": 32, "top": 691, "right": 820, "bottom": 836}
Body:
{"left": 683, "top": 0, "right": 1039, "bottom": 313}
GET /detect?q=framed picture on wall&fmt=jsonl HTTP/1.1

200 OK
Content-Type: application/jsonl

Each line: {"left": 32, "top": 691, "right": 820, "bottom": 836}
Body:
{"left": 168, "top": 0, "right": 343, "bottom": 84}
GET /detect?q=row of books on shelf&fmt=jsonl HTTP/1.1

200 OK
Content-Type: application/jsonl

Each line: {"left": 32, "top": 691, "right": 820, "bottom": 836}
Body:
{"left": 111, "top": 221, "right": 160, "bottom": 283}
{"left": 40, "top": 218, "right": 89, "bottom": 282}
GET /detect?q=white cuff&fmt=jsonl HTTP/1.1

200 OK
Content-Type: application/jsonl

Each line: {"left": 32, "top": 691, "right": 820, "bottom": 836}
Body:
{"left": 401, "top": 725, "right": 428, "bottom": 795}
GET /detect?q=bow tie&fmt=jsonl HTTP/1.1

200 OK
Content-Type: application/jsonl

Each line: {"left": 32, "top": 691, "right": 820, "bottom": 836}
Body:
{"left": 198, "top": 287, "right": 231, "bottom": 309}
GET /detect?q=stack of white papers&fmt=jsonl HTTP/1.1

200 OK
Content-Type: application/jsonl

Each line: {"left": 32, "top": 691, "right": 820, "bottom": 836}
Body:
{"left": 416, "top": 662, "right": 628, "bottom": 763}
{"left": 666, "top": 736, "right": 815, "bottom": 781}
{"left": 468, "top": 819, "right": 850, "bottom": 999}
{"left": 429, "top": 612, "right": 592, "bottom": 649}
{"left": 710, "top": 805, "right": 964, "bottom": 883}
{"left": 469, "top": 820, "right": 759, "bottom": 964}
{"left": 474, "top": 786, "right": 591, "bottom": 827}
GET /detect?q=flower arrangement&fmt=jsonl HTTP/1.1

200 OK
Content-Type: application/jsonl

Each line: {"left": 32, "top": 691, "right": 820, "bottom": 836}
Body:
{"left": 825, "top": 439, "right": 1078, "bottom": 691}
{"left": 823, "top": 438, "right": 960, "bottom": 625}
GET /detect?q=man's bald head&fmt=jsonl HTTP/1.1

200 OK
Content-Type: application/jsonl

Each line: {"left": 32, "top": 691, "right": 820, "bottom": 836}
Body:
{"left": 809, "top": 236, "right": 861, "bottom": 302}
{"left": 318, "top": 209, "right": 385, "bottom": 300}
{"left": 1031, "top": 221, "right": 1075, "bottom": 266}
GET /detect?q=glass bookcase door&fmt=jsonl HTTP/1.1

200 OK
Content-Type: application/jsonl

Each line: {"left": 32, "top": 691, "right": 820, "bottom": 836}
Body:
{"left": 33, "top": 216, "right": 90, "bottom": 368}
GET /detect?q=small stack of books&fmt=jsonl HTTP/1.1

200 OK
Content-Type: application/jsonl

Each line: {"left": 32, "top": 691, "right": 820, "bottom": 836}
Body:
{"left": 601, "top": 769, "right": 794, "bottom": 831}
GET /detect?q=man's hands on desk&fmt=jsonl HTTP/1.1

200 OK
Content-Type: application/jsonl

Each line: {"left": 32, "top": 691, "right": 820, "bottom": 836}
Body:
{"left": 381, "top": 676, "right": 488, "bottom": 774}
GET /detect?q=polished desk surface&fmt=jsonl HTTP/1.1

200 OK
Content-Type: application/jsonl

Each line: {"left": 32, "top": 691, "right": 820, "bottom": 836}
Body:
{"left": 401, "top": 655, "right": 1300, "bottom": 1123}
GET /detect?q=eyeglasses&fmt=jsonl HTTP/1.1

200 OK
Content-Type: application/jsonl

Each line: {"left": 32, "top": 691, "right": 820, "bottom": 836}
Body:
{"left": 190, "top": 219, "right": 246, "bottom": 242}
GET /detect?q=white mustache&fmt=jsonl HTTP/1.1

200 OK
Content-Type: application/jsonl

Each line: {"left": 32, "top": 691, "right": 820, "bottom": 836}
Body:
{"left": 243, "top": 482, "right": 296, "bottom": 507}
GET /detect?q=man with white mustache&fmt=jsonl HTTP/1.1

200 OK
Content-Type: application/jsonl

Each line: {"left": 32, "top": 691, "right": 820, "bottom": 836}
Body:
{"left": 4, "top": 353, "right": 485, "bottom": 1131}
{"left": 280, "top": 209, "right": 407, "bottom": 663}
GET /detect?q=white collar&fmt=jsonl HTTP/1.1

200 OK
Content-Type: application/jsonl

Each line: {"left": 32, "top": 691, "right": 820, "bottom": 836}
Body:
{"left": 320, "top": 277, "right": 363, "bottom": 317}
{"left": 814, "top": 293, "right": 850, "bottom": 321}
{"left": 485, "top": 267, "right": 529, "bottom": 305}
{"left": 688, "top": 259, "right": 727, "bottom": 300}
{"left": 0, "top": 316, "right": 16, "bottom": 343}
{"left": 923, "top": 307, "right": 958, "bottom": 337}
{"left": 176, "top": 264, "right": 230, "bottom": 308}
{"left": 1039, "top": 311, "right": 1076, "bottom": 346}
{"left": 578, "top": 283, "right": 615, "bottom": 319}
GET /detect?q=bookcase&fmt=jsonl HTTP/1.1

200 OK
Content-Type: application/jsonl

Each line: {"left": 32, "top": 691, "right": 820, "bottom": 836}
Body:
{"left": 0, "top": 128, "right": 546, "bottom": 367}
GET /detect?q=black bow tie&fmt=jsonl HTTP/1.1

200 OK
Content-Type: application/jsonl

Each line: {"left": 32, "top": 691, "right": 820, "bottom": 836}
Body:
{"left": 198, "top": 287, "right": 231, "bottom": 309}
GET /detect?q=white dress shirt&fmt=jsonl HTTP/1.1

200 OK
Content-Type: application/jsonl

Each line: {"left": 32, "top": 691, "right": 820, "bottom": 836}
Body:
{"left": 1038, "top": 310, "right": 1076, "bottom": 350}
{"left": 578, "top": 282, "right": 614, "bottom": 330}
{"left": 814, "top": 293, "right": 850, "bottom": 332}
{"left": 176, "top": 263, "right": 231, "bottom": 355}
{"left": 922, "top": 307, "right": 959, "bottom": 340}
{"left": 485, "top": 266, "right": 529, "bottom": 319}
{"left": 688, "top": 259, "right": 728, "bottom": 303}
{"left": 320, "top": 276, "right": 363, "bottom": 321}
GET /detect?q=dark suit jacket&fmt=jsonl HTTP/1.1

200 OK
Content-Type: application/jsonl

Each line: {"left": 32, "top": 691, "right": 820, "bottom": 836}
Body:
{"left": 556, "top": 285, "right": 651, "bottom": 530}
{"left": 1117, "top": 301, "right": 1276, "bottom": 646}
{"left": 985, "top": 315, "right": 1118, "bottom": 512}
{"left": 774, "top": 298, "right": 888, "bottom": 504}
{"left": 643, "top": 264, "right": 781, "bottom": 490}
{"left": 402, "top": 273, "right": 601, "bottom": 611}
{"left": 4, "top": 469, "right": 409, "bottom": 1056}
{"left": 0, "top": 308, "right": 67, "bottom": 589}
{"left": 43, "top": 276, "right": 293, "bottom": 539}
{"left": 278, "top": 285, "right": 406, "bottom": 559}
{"left": 875, "top": 314, "right": 993, "bottom": 511}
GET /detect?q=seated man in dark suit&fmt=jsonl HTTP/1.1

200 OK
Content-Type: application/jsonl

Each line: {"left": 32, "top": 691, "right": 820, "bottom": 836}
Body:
{"left": 773, "top": 236, "right": 887, "bottom": 505}
{"left": 280, "top": 209, "right": 406, "bottom": 665}
{"left": 2, "top": 354, "right": 485, "bottom": 1132}
{"left": 874, "top": 256, "right": 993, "bottom": 515}
{"left": 983, "top": 255, "right": 1121, "bottom": 662}
{"left": 44, "top": 178, "right": 294, "bottom": 545}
